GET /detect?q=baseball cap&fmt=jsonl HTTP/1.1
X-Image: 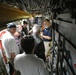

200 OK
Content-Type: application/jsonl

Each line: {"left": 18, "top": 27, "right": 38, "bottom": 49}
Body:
{"left": 7, "top": 22, "right": 16, "bottom": 28}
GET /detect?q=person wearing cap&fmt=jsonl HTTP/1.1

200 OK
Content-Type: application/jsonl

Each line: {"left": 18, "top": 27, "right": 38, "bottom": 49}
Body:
{"left": 21, "top": 21, "right": 28, "bottom": 36}
{"left": 1, "top": 22, "right": 20, "bottom": 75}
{"left": 14, "top": 35, "right": 49, "bottom": 75}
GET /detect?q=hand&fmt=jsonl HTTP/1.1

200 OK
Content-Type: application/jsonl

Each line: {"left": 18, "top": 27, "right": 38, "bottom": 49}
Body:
{"left": 40, "top": 32, "right": 43, "bottom": 37}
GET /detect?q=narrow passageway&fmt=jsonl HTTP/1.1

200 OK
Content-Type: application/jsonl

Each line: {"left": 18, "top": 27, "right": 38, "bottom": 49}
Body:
{"left": 0, "top": 0, "right": 76, "bottom": 75}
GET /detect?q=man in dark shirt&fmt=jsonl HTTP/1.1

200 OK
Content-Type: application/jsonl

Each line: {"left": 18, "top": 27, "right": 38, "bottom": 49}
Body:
{"left": 21, "top": 21, "right": 28, "bottom": 36}
{"left": 42, "top": 26, "right": 52, "bottom": 41}
{"left": 41, "top": 19, "right": 52, "bottom": 57}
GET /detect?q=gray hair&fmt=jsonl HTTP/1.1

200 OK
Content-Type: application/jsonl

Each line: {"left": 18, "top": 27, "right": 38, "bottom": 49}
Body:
{"left": 32, "top": 24, "right": 40, "bottom": 33}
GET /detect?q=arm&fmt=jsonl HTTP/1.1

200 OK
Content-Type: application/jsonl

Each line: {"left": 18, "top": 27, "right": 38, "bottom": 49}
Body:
{"left": 8, "top": 38, "right": 19, "bottom": 63}
{"left": 11, "top": 53, "right": 15, "bottom": 61}
{"left": 28, "top": 29, "right": 33, "bottom": 34}
{"left": 42, "top": 34, "right": 51, "bottom": 40}
{"left": 40, "top": 32, "right": 52, "bottom": 40}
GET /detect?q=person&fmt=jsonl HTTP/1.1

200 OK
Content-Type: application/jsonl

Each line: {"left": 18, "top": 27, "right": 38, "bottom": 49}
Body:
{"left": 14, "top": 35, "right": 49, "bottom": 75}
{"left": 0, "top": 29, "right": 7, "bottom": 64}
{"left": 14, "top": 31, "right": 21, "bottom": 47}
{"left": 32, "top": 24, "right": 46, "bottom": 62}
{"left": 40, "top": 19, "right": 52, "bottom": 57}
{"left": 1, "top": 22, "right": 20, "bottom": 75}
{"left": 21, "top": 21, "right": 28, "bottom": 36}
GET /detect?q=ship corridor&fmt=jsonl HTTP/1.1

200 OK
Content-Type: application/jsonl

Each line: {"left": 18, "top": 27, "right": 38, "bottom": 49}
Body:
{"left": 0, "top": 0, "right": 76, "bottom": 75}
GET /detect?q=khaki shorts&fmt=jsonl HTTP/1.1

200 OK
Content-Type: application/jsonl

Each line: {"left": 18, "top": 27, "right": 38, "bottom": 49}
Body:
{"left": 44, "top": 41, "right": 52, "bottom": 56}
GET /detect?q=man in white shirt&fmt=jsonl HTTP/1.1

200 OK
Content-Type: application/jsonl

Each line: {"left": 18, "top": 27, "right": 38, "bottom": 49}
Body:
{"left": 14, "top": 36, "right": 49, "bottom": 75}
{"left": 1, "top": 22, "right": 19, "bottom": 75}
